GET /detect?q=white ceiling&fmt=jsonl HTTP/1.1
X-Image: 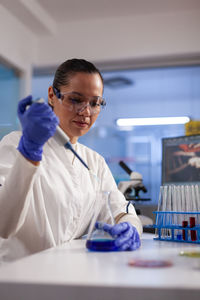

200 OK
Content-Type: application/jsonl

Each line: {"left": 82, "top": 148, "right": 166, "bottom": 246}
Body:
{"left": 38, "top": 0, "right": 200, "bottom": 22}
{"left": 1, "top": 0, "right": 200, "bottom": 36}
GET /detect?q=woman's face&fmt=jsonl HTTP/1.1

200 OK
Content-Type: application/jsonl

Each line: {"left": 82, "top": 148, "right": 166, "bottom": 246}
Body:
{"left": 48, "top": 72, "right": 104, "bottom": 144}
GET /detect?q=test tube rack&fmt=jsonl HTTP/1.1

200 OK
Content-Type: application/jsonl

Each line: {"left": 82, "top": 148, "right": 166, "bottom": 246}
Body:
{"left": 153, "top": 211, "right": 200, "bottom": 244}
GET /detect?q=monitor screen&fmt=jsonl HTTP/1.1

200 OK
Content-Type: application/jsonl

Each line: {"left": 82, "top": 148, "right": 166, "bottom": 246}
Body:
{"left": 162, "top": 135, "right": 200, "bottom": 185}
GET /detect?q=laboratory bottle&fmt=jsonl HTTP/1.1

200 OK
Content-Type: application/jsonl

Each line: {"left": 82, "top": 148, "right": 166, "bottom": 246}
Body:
{"left": 86, "top": 191, "right": 118, "bottom": 251}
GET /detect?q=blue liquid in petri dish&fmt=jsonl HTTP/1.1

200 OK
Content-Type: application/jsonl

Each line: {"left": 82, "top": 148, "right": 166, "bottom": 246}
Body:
{"left": 86, "top": 239, "right": 117, "bottom": 251}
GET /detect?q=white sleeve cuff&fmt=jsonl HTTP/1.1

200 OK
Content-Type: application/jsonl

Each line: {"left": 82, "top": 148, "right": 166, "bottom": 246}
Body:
{"left": 117, "top": 214, "right": 143, "bottom": 236}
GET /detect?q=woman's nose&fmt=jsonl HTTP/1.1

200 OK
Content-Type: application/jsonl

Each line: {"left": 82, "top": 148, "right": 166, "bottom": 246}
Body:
{"left": 77, "top": 103, "right": 92, "bottom": 116}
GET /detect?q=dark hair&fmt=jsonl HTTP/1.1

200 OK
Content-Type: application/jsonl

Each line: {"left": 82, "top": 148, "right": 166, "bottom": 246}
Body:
{"left": 53, "top": 58, "right": 103, "bottom": 89}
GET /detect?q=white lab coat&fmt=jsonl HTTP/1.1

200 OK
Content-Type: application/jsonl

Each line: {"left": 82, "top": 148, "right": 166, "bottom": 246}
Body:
{"left": 0, "top": 131, "right": 142, "bottom": 261}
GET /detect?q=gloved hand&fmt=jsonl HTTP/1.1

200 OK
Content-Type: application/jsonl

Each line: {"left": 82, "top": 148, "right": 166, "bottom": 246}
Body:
{"left": 95, "top": 221, "right": 141, "bottom": 251}
{"left": 17, "top": 95, "right": 59, "bottom": 161}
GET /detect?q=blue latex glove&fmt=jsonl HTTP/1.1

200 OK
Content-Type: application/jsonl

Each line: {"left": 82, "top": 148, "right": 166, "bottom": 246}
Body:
{"left": 17, "top": 95, "right": 59, "bottom": 161}
{"left": 95, "top": 221, "right": 141, "bottom": 251}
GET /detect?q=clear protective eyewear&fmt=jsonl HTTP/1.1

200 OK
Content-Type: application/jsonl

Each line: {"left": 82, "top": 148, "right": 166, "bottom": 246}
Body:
{"left": 53, "top": 87, "right": 106, "bottom": 115}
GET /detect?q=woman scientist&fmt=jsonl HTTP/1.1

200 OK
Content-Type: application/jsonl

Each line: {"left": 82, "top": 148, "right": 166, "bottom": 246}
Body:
{"left": 0, "top": 59, "right": 142, "bottom": 260}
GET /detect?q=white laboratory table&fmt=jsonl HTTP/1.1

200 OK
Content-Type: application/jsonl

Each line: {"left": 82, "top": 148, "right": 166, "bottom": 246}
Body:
{"left": 0, "top": 233, "right": 200, "bottom": 300}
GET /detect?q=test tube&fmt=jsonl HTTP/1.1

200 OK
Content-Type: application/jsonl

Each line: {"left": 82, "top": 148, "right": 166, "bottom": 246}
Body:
{"left": 185, "top": 185, "right": 197, "bottom": 242}
{"left": 156, "top": 186, "right": 163, "bottom": 239}
{"left": 195, "top": 185, "right": 200, "bottom": 241}
{"left": 166, "top": 185, "right": 173, "bottom": 238}
{"left": 191, "top": 185, "right": 197, "bottom": 212}
{"left": 190, "top": 216, "right": 197, "bottom": 241}
{"left": 195, "top": 184, "right": 200, "bottom": 217}
{"left": 182, "top": 220, "right": 188, "bottom": 241}
{"left": 171, "top": 185, "right": 178, "bottom": 241}
{"left": 157, "top": 186, "right": 163, "bottom": 213}
{"left": 163, "top": 185, "right": 171, "bottom": 239}
{"left": 181, "top": 185, "right": 187, "bottom": 225}
{"left": 195, "top": 185, "right": 200, "bottom": 210}
{"left": 161, "top": 185, "right": 167, "bottom": 238}
{"left": 175, "top": 185, "right": 186, "bottom": 241}
{"left": 184, "top": 185, "right": 190, "bottom": 241}
{"left": 190, "top": 185, "right": 197, "bottom": 241}
{"left": 185, "top": 185, "right": 191, "bottom": 212}
{"left": 180, "top": 185, "right": 185, "bottom": 213}
{"left": 176, "top": 185, "right": 183, "bottom": 241}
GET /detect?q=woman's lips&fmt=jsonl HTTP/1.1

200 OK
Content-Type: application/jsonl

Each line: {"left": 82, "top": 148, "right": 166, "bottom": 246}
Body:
{"left": 73, "top": 120, "right": 89, "bottom": 128}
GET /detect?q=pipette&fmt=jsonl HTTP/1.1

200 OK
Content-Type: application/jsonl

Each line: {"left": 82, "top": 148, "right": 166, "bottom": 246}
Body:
{"left": 56, "top": 126, "right": 101, "bottom": 182}
{"left": 27, "top": 98, "right": 90, "bottom": 170}
{"left": 55, "top": 126, "right": 90, "bottom": 170}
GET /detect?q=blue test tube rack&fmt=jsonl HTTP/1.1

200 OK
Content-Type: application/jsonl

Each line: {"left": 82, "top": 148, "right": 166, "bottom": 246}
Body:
{"left": 153, "top": 211, "right": 200, "bottom": 244}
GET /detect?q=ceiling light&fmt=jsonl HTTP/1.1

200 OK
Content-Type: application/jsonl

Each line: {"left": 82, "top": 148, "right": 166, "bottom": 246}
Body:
{"left": 116, "top": 116, "right": 190, "bottom": 126}
{"left": 103, "top": 76, "right": 133, "bottom": 88}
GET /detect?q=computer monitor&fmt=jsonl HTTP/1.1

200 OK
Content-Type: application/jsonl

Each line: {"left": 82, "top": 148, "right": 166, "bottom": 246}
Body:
{"left": 162, "top": 134, "right": 200, "bottom": 185}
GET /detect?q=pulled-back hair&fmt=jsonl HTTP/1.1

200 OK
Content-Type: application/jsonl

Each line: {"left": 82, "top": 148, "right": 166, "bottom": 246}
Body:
{"left": 53, "top": 58, "right": 103, "bottom": 89}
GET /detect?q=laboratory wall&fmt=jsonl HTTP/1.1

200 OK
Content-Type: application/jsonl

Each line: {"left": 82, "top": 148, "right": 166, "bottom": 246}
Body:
{"left": 0, "top": 64, "right": 20, "bottom": 139}
{"left": 0, "top": 4, "right": 36, "bottom": 96}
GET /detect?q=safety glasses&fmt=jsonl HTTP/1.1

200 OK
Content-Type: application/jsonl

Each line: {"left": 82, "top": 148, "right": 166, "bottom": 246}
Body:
{"left": 53, "top": 87, "right": 106, "bottom": 115}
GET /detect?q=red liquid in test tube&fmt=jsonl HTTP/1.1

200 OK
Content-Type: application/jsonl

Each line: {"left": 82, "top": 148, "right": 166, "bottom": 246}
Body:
{"left": 182, "top": 221, "right": 188, "bottom": 241}
{"left": 190, "top": 217, "right": 197, "bottom": 241}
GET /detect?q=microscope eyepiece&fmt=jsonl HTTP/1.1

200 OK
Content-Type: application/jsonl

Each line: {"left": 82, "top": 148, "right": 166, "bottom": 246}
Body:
{"left": 119, "top": 161, "right": 132, "bottom": 175}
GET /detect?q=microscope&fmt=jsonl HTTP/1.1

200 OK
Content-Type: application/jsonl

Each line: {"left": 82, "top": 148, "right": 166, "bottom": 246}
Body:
{"left": 118, "top": 161, "right": 151, "bottom": 219}
{"left": 118, "top": 161, "right": 149, "bottom": 200}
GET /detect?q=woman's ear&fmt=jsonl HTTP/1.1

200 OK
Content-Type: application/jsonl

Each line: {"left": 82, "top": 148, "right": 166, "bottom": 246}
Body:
{"left": 48, "top": 86, "right": 54, "bottom": 107}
